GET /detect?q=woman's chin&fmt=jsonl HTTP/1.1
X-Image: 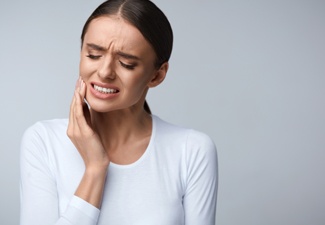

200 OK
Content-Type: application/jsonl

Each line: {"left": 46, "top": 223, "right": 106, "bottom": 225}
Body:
{"left": 88, "top": 104, "right": 115, "bottom": 113}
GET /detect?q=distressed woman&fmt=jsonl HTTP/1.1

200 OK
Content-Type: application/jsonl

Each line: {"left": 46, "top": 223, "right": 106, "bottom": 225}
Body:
{"left": 20, "top": 0, "right": 218, "bottom": 224}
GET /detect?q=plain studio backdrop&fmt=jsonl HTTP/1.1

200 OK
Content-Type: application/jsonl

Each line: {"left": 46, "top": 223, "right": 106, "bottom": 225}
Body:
{"left": 0, "top": 0, "right": 324, "bottom": 224}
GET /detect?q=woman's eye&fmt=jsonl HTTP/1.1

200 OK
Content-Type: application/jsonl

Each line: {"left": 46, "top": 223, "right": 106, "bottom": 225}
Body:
{"left": 119, "top": 61, "right": 136, "bottom": 70}
{"left": 86, "top": 54, "right": 101, "bottom": 60}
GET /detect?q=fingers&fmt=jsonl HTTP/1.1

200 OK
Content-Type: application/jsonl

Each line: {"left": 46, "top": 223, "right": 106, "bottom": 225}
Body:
{"left": 68, "top": 77, "right": 90, "bottom": 139}
{"left": 79, "top": 81, "right": 91, "bottom": 126}
{"left": 67, "top": 78, "right": 79, "bottom": 139}
{"left": 79, "top": 78, "right": 86, "bottom": 101}
{"left": 83, "top": 101, "right": 92, "bottom": 127}
{"left": 74, "top": 79, "right": 93, "bottom": 135}
{"left": 67, "top": 78, "right": 109, "bottom": 169}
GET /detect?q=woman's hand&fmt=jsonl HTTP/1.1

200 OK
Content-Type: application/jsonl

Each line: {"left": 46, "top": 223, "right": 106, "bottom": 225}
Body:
{"left": 67, "top": 77, "right": 109, "bottom": 208}
{"left": 67, "top": 77, "right": 110, "bottom": 171}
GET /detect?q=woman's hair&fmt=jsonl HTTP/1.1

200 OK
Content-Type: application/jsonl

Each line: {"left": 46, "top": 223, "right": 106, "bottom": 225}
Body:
{"left": 81, "top": 0, "right": 173, "bottom": 68}
{"left": 81, "top": 0, "right": 173, "bottom": 114}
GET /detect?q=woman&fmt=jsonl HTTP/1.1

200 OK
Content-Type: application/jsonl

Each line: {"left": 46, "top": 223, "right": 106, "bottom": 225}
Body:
{"left": 20, "top": 0, "right": 218, "bottom": 224}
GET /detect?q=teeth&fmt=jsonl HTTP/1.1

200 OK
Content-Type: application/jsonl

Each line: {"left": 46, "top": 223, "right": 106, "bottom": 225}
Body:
{"left": 94, "top": 85, "right": 117, "bottom": 94}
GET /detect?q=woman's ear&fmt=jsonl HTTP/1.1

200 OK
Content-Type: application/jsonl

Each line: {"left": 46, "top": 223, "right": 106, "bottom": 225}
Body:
{"left": 148, "top": 62, "right": 169, "bottom": 88}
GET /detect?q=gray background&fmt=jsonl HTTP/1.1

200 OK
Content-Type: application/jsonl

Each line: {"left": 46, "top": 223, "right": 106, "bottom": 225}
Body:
{"left": 1, "top": 0, "right": 324, "bottom": 224}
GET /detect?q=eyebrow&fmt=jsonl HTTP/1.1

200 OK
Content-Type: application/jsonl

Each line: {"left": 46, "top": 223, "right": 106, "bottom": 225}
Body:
{"left": 86, "top": 43, "right": 140, "bottom": 60}
{"left": 86, "top": 43, "right": 106, "bottom": 51}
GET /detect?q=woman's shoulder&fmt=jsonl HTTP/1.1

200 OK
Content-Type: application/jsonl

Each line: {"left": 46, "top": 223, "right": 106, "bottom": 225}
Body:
{"left": 152, "top": 115, "right": 217, "bottom": 170}
{"left": 22, "top": 118, "right": 68, "bottom": 141}
{"left": 152, "top": 115, "right": 216, "bottom": 150}
{"left": 28, "top": 118, "right": 68, "bottom": 129}
{"left": 20, "top": 119, "right": 70, "bottom": 162}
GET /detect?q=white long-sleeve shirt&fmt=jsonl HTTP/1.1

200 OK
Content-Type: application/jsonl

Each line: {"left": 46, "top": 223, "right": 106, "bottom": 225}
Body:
{"left": 20, "top": 115, "right": 218, "bottom": 225}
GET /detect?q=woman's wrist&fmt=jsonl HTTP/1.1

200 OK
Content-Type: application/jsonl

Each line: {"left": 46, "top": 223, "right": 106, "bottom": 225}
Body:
{"left": 84, "top": 164, "right": 109, "bottom": 178}
{"left": 75, "top": 164, "right": 109, "bottom": 208}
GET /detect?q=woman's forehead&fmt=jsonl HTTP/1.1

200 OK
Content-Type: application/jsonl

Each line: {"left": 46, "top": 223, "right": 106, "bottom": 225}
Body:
{"left": 83, "top": 16, "right": 157, "bottom": 62}
{"left": 84, "top": 16, "right": 148, "bottom": 51}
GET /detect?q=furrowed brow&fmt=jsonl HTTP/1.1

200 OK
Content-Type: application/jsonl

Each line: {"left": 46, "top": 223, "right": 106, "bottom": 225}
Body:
{"left": 86, "top": 43, "right": 106, "bottom": 51}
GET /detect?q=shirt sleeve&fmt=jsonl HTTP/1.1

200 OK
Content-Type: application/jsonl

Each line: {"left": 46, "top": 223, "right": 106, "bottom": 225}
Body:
{"left": 183, "top": 130, "right": 218, "bottom": 225}
{"left": 20, "top": 122, "right": 100, "bottom": 225}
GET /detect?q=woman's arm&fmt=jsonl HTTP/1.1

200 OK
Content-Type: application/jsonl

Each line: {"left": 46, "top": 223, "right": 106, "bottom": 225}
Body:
{"left": 20, "top": 78, "right": 109, "bottom": 225}
{"left": 183, "top": 131, "right": 218, "bottom": 225}
{"left": 67, "top": 78, "right": 109, "bottom": 208}
{"left": 20, "top": 123, "right": 101, "bottom": 225}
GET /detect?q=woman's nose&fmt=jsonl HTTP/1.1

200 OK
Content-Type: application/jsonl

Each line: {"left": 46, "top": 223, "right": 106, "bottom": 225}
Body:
{"left": 97, "top": 56, "right": 116, "bottom": 80}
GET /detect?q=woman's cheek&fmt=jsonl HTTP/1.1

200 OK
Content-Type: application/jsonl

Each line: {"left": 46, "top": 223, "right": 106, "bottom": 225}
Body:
{"left": 79, "top": 61, "right": 94, "bottom": 79}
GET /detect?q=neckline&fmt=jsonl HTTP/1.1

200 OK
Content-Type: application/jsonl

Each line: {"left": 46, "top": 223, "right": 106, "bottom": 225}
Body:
{"left": 109, "top": 115, "right": 157, "bottom": 169}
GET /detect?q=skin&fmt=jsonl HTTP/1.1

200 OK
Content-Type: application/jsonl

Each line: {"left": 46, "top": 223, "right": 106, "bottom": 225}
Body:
{"left": 67, "top": 16, "right": 168, "bottom": 208}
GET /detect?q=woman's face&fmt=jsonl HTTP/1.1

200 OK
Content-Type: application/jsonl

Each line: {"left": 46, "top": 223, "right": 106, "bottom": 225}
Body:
{"left": 79, "top": 16, "right": 165, "bottom": 113}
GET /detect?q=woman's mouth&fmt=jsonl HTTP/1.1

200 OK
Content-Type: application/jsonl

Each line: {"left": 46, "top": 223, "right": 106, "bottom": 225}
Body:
{"left": 89, "top": 82, "right": 120, "bottom": 100}
{"left": 93, "top": 84, "right": 118, "bottom": 94}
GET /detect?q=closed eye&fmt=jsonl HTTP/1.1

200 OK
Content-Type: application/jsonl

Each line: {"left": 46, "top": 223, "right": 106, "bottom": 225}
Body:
{"left": 86, "top": 54, "right": 102, "bottom": 60}
{"left": 119, "top": 61, "right": 136, "bottom": 70}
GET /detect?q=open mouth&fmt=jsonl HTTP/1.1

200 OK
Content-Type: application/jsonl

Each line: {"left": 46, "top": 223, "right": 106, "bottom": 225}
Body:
{"left": 93, "top": 84, "right": 119, "bottom": 94}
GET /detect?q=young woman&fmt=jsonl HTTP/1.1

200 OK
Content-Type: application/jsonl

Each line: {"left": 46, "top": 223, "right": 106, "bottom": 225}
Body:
{"left": 20, "top": 0, "right": 218, "bottom": 224}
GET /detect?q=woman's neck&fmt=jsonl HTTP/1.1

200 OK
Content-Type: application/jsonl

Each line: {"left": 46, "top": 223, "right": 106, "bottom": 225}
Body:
{"left": 90, "top": 107, "right": 152, "bottom": 153}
